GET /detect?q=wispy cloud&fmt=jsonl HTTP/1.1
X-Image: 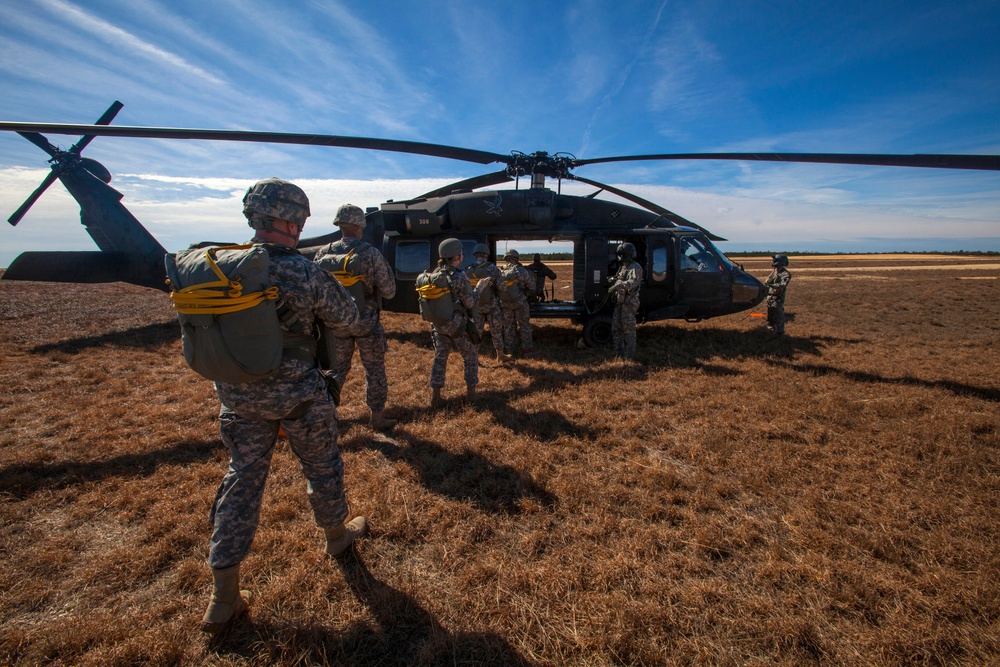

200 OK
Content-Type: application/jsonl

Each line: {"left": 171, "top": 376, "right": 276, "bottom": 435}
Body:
{"left": 38, "top": 0, "right": 226, "bottom": 87}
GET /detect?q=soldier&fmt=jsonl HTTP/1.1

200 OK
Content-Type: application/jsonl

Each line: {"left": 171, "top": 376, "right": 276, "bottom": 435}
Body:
{"left": 765, "top": 254, "right": 791, "bottom": 336}
{"left": 609, "top": 242, "right": 643, "bottom": 359}
{"left": 200, "top": 179, "right": 366, "bottom": 634}
{"left": 528, "top": 253, "right": 557, "bottom": 302}
{"left": 465, "top": 243, "right": 510, "bottom": 362}
{"left": 500, "top": 249, "right": 535, "bottom": 356}
{"left": 428, "top": 238, "right": 479, "bottom": 406}
{"left": 314, "top": 204, "right": 398, "bottom": 430}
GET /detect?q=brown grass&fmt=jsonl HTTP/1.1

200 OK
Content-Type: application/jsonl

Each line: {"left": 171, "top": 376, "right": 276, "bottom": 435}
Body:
{"left": 1, "top": 256, "right": 998, "bottom": 666}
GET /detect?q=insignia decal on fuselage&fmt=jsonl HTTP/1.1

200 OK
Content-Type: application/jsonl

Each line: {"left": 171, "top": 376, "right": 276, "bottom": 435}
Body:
{"left": 485, "top": 192, "right": 503, "bottom": 217}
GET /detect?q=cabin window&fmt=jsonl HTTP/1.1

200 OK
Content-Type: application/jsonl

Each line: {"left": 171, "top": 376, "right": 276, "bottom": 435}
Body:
{"left": 679, "top": 237, "right": 722, "bottom": 273}
{"left": 651, "top": 241, "right": 669, "bottom": 282}
{"left": 460, "top": 239, "right": 480, "bottom": 269}
{"left": 395, "top": 240, "right": 430, "bottom": 278}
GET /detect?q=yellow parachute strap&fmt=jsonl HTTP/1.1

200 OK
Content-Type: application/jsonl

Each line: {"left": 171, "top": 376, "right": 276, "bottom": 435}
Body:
{"left": 331, "top": 246, "right": 364, "bottom": 287}
{"left": 416, "top": 284, "right": 451, "bottom": 300}
{"left": 505, "top": 279, "right": 518, "bottom": 288}
{"left": 170, "top": 244, "right": 279, "bottom": 315}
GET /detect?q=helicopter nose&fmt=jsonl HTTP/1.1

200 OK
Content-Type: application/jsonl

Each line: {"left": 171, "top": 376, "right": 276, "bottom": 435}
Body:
{"left": 732, "top": 268, "right": 766, "bottom": 307}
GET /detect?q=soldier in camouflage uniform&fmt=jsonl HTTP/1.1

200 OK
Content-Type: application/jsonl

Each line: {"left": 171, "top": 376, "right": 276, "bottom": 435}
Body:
{"left": 500, "top": 249, "right": 535, "bottom": 356}
{"left": 429, "top": 238, "right": 479, "bottom": 406}
{"left": 314, "top": 204, "right": 398, "bottom": 430}
{"left": 765, "top": 254, "right": 791, "bottom": 336}
{"left": 199, "top": 179, "right": 367, "bottom": 635}
{"left": 465, "top": 243, "right": 510, "bottom": 362}
{"left": 609, "top": 242, "right": 643, "bottom": 359}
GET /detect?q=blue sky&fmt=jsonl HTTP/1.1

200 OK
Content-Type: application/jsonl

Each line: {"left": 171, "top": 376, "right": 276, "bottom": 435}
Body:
{"left": 1, "top": 0, "right": 998, "bottom": 266}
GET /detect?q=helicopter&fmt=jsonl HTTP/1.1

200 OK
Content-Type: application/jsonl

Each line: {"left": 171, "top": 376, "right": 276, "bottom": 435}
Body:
{"left": 3, "top": 102, "right": 998, "bottom": 347}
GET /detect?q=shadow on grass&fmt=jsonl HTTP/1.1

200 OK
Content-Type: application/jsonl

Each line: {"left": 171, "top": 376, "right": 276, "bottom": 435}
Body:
{"left": 0, "top": 439, "right": 220, "bottom": 498}
{"left": 29, "top": 321, "right": 178, "bottom": 354}
{"left": 356, "top": 430, "right": 556, "bottom": 514}
{"left": 211, "top": 554, "right": 533, "bottom": 666}
{"left": 766, "top": 359, "right": 1000, "bottom": 403}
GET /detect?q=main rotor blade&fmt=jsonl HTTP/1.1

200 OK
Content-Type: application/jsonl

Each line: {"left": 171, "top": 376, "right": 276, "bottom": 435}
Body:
{"left": 70, "top": 100, "right": 124, "bottom": 155}
{"left": 16, "top": 131, "right": 59, "bottom": 158}
{"left": 569, "top": 174, "right": 725, "bottom": 241}
{"left": 418, "top": 170, "right": 513, "bottom": 199}
{"left": 0, "top": 122, "right": 510, "bottom": 166}
{"left": 8, "top": 170, "right": 59, "bottom": 226}
{"left": 574, "top": 152, "right": 1000, "bottom": 171}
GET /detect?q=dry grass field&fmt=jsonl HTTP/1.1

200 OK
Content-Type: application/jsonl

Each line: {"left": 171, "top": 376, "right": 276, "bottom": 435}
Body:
{"left": 1, "top": 254, "right": 998, "bottom": 666}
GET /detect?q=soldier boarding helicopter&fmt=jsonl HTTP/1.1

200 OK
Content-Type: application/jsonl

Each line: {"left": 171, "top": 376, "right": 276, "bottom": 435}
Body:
{"left": 3, "top": 102, "right": 998, "bottom": 347}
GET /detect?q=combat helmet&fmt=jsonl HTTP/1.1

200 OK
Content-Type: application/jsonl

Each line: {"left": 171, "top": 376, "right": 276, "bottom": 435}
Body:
{"left": 504, "top": 249, "right": 520, "bottom": 262}
{"left": 333, "top": 203, "right": 366, "bottom": 229}
{"left": 617, "top": 242, "right": 637, "bottom": 262}
{"left": 772, "top": 254, "right": 789, "bottom": 268}
{"left": 243, "top": 178, "right": 310, "bottom": 231}
{"left": 439, "top": 237, "right": 463, "bottom": 259}
{"left": 473, "top": 243, "right": 490, "bottom": 257}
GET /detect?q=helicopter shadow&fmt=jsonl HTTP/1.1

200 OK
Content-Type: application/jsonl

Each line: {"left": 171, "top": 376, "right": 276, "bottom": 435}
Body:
{"left": 765, "top": 358, "right": 1000, "bottom": 403}
{"left": 350, "top": 429, "right": 556, "bottom": 514}
{"left": 0, "top": 438, "right": 220, "bottom": 499}
{"left": 29, "top": 321, "right": 178, "bottom": 354}
{"left": 210, "top": 554, "right": 533, "bottom": 666}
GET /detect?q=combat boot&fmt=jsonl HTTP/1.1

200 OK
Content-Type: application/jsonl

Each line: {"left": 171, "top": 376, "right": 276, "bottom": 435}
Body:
{"left": 325, "top": 516, "right": 368, "bottom": 557}
{"left": 201, "top": 563, "right": 249, "bottom": 634}
{"left": 431, "top": 388, "right": 444, "bottom": 408}
{"left": 466, "top": 384, "right": 477, "bottom": 403}
{"left": 496, "top": 350, "right": 512, "bottom": 363}
{"left": 369, "top": 410, "right": 397, "bottom": 431}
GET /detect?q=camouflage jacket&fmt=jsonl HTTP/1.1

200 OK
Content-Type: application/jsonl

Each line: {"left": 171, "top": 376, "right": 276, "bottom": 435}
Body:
{"left": 611, "top": 260, "right": 643, "bottom": 307}
{"left": 215, "top": 244, "right": 359, "bottom": 418}
{"left": 765, "top": 267, "right": 791, "bottom": 304}
{"left": 314, "top": 238, "right": 396, "bottom": 320}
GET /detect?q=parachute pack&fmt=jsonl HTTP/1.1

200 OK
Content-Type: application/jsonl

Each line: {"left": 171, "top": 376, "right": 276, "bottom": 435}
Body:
{"left": 165, "top": 243, "right": 295, "bottom": 384}
{"left": 319, "top": 240, "right": 372, "bottom": 309}
{"left": 467, "top": 262, "right": 498, "bottom": 310}
{"left": 500, "top": 266, "right": 523, "bottom": 303}
{"left": 415, "top": 267, "right": 454, "bottom": 325}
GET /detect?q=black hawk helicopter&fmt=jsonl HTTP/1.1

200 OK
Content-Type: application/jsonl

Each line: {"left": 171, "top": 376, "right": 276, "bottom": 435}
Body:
{"left": 3, "top": 102, "right": 998, "bottom": 346}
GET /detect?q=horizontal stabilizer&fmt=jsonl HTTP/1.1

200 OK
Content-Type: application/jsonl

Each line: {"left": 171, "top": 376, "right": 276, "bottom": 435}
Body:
{"left": 2, "top": 251, "right": 167, "bottom": 290}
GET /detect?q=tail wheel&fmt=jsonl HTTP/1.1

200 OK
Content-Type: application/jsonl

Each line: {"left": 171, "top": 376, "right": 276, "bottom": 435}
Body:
{"left": 582, "top": 314, "right": 613, "bottom": 348}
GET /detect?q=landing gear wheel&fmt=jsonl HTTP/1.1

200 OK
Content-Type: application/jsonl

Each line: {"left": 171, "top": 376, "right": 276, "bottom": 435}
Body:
{"left": 582, "top": 314, "right": 613, "bottom": 349}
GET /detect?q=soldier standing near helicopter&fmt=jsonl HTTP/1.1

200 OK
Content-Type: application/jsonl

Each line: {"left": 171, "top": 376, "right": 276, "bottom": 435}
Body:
{"left": 500, "top": 249, "right": 535, "bottom": 357}
{"left": 466, "top": 243, "right": 510, "bottom": 362}
{"left": 426, "top": 238, "right": 480, "bottom": 406}
{"left": 198, "top": 179, "right": 367, "bottom": 634}
{"left": 765, "top": 254, "right": 791, "bottom": 336}
{"left": 608, "top": 242, "right": 643, "bottom": 359}
{"left": 314, "top": 204, "right": 398, "bottom": 430}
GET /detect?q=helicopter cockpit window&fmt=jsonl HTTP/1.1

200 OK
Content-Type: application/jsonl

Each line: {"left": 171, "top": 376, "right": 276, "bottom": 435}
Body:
{"left": 651, "top": 241, "right": 669, "bottom": 282}
{"left": 395, "top": 240, "right": 430, "bottom": 278}
{"left": 679, "top": 237, "right": 722, "bottom": 273}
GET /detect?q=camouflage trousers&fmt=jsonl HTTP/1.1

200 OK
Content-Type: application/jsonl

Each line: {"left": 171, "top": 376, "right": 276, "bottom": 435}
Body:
{"left": 474, "top": 306, "right": 506, "bottom": 356}
{"left": 502, "top": 300, "right": 532, "bottom": 353}
{"left": 612, "top": 302, "right": 639, "bottom": 358}
{"left": 208, "top": 397, "right": 349, "bottom": 569}
{"left": 767, "top": 298, "right": 785, "bottom": 335}
{"left": 330, "top": 319, "right": 389, "bottom": 413}
{"left": 430, "top": 318, "right": 478, "bottom": 388}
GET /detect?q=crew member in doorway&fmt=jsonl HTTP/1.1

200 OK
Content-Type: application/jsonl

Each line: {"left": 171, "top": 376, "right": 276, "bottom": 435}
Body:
{"left": 528, "top": 253, "right": 557, "bottom": 303}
